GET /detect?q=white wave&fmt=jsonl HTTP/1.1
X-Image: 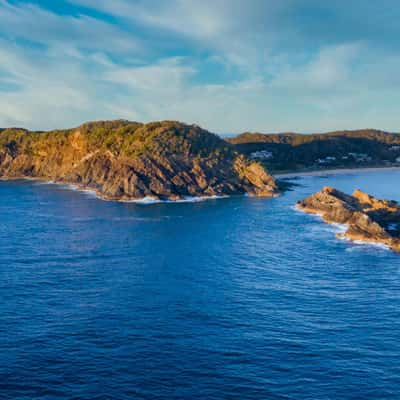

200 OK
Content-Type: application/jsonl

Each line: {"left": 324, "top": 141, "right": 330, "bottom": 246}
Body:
{"left": 345, "top": 239, "right": 390, "bottom": 252}
{"left": 330, "top": 222, "right": 348, "bottom": 235}
{"left": 290, "top": 204, "right": 303, "bottom": 213}
{"left": 293, "top": 204, "right": 348, "bottom": 232}
{"left": 35, "top": 180, "right": 55, "bottom": 185}
{"left": 293, "top": 201, "right": 393, "bottom": 253}
{"left": 337, "top": 234, "right": 391, "bottom": 251}
{"left": 177, "top": 195, "right": 228, "bottom": 203}
{"left": 57, "top": 184, "right": 98, "bottom": 198}
{"left": 78, "top": 189, "right": 98, "bottom": 198}
{"left": 121, "top": 194, "right": 228, "bottom": 205}
{"left": 292, "top": 204, "right": 324, "bottom": 216}
{"left": 121, "top": 196, "right": 162, "bottom": 204}
{"left": 353, "top": 240, "right": 390, "bottom": 250}
{"left": 66, "top": 184, "right": 79, "bottom": 191}
{"left": 31, "top": 179, "right": 230, "bottom": 204}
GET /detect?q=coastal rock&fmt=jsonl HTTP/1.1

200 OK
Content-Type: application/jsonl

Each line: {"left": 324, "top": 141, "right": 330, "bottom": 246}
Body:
{"left": 0, "top": 120, "right": 278, "bottom": 201}
{"left": 297, "top": 186, "right": 400, "bottom": 252}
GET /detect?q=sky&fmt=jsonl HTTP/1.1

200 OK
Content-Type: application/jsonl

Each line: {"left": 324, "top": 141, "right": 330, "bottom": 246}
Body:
{"left": 0, "top": 0, "right": 399, "bottom": 133}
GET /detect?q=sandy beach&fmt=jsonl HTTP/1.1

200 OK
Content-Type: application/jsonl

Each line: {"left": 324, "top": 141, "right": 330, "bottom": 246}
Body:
{"left": 275, "top": 166, "right": 400, "bottom": 179}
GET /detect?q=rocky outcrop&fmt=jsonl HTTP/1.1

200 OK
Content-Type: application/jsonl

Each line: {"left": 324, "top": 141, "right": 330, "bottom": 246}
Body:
{"left": 0, "top": 120, "right": 278, "bottom": 201}
{"left": 297, "top": 186, "right": 400, "bottom": 252}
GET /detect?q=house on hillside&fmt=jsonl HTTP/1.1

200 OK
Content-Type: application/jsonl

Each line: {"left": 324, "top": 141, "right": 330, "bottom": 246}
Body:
{"left": 348, "top": 152, "right": 372, "bottom": 162}
{"left": 316, "top": 156, "right": 336, "bottom": 164}
{"left": 249, "top": 150, "right": 273, "bottom": 159}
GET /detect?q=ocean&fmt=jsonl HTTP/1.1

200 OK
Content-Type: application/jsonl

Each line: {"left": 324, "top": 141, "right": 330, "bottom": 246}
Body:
{"left": 1, "top": 170, "right": 399, "bottom": 399}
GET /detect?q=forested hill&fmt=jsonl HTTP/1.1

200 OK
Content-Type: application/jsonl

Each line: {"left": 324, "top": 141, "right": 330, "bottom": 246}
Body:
{"left": 0, "top": 120, "right": 277, "bottom": 200}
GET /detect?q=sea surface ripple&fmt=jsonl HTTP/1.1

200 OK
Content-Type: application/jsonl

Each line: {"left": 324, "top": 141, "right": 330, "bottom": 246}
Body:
{"left": 0, "top": 171, "right": 399, "bottom": 399}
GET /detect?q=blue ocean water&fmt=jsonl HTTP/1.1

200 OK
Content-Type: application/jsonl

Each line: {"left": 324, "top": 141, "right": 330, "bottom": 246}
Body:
{"left": 0, "top": 171, "right": 400, "bottom": 400}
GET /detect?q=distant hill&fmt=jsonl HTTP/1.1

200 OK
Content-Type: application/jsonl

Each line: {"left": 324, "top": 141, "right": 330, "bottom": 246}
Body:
{"left": 0, "top": 120, "right": 277, "bottom": 201}
{"left": 227, "top": 129, "right": 400, "bottom": 172}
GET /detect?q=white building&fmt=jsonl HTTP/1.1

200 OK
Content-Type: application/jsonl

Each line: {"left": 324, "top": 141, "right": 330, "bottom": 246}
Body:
{"left": 348, "top": 152, "right": 372, "bottom": 162}
{"left": 316, "top": 156, "right": 336, "bottom": 164}
{"left": 249, "top": 150, "right": 273, "bottom": 159}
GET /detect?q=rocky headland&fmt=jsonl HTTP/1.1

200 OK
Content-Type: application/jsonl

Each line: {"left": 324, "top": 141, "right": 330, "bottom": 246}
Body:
{"left": 0, "top": 120, "right": 278, "bottom": 201}
{"left": 297, "top": 186, "right": 400, "bottom": 252}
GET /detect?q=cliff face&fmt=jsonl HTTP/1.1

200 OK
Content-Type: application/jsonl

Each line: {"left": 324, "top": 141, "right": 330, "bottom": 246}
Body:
{"left": 0, "top": 120, "right": 277, "bottom": 201}
{"left": 297, "top": 186, "right": 400, "bottom": 252}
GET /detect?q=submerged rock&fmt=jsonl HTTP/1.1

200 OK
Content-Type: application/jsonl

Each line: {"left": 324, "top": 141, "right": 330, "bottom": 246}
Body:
{"left": 0, "top": 120, "right": 278, "bottom": 201}
{"left": 297, "top": 186, "right": 400, "bottom": 252}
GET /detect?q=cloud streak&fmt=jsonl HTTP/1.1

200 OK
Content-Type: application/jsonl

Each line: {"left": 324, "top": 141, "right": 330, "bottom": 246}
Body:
{"left": 0, "top": 0, "right": 399, "bottom": 133}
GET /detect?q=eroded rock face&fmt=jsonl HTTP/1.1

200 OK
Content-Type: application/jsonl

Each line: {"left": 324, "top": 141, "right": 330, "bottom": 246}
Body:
{"left": 297, "top": 186, "right": 400, "bottom": 252}
{"left": 0, "top": 120, "right": 278, "bottom": 201}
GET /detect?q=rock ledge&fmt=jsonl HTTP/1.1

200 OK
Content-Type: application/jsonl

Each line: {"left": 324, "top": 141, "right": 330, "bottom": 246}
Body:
{"left": 297, "top": 186, "right": 400, "bottom": 252}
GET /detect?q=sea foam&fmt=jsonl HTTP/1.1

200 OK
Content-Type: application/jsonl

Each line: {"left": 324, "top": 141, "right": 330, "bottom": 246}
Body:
{"left": 121, "top": 195, "right": 228, "bottom": 205}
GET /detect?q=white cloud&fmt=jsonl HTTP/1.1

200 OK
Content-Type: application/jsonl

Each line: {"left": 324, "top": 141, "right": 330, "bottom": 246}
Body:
{"left": 69, "top": 0, "right": 291, "bottom": 69}
{"left": 1, "top": 0, "right": 400, "bottom": 133}
{"left": 272, "top": 43, "right": 361, "bottom": 93}
{"left": 0, "top": 0, "right": 141, "bottom": 54}
{"left": 0, "top": 40, "right": 113, "bottom": 128}
{"left": 104, "top": 58, "right": 196, "bottom": 92}
{"left": 1, "top": 35, "right": 400, "bottom": 134}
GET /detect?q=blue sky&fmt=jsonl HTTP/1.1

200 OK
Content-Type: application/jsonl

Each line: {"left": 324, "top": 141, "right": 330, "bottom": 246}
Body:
{"left": 0, "top": 0, "right": 399, "bottom": 133}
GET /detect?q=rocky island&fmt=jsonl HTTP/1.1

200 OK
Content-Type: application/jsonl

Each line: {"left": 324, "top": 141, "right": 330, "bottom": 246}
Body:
{"left": 297, "top": 187, "right": 400, "bottom": 252}
{"left": 0, "top": 120, "right": 278, "bottom": 201}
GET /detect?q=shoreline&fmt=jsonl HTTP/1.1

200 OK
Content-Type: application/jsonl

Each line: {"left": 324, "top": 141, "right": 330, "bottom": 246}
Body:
{"left": 296, "top": 187, "right": 400, "bottom": 253}
{"left": 274, "top": 166, "right": 400, "bottom": 179}
{"left": 1, "top": 165, "right": 399, "bottom": 204}
{"left": 0, "top": 176, "right": 234, "bottom": 204}
{"left": 295, "top": 203, "right": 392, "bottom": 252}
